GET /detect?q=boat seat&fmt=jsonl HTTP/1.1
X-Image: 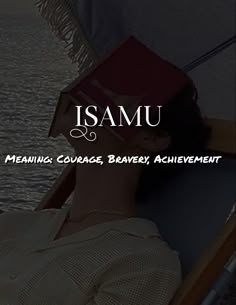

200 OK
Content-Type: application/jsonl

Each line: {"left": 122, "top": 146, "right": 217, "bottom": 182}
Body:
{"left": 137, "top": 157, "right": 236, "bottom": 276}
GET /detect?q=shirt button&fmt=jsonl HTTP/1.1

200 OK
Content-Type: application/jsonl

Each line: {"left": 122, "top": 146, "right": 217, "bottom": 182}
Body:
{"left": 9, "top": 274, "right": 17, "bottom": 280}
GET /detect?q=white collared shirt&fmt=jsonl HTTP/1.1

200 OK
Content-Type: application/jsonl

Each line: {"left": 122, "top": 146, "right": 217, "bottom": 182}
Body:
{"left": 0, "top": 208, "right": 181, "bottom": 305}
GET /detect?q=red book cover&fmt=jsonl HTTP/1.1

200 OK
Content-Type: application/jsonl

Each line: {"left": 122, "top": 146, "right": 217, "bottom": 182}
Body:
{"left": 50, "top": 37, "right": 191, "bottom": 139}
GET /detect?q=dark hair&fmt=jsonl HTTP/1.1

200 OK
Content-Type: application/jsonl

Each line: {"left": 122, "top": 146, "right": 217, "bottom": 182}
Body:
{"left": 137, "top": 82, "right": 211, "bottom": 201}
{"left": 157, "top": 82, "right": 210, "bottom": 154}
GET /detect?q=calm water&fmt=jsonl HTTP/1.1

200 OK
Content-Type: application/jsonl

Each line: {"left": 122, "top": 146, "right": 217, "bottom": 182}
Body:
{"left": 0, "top": 14, "right": 77, "bottom": 211}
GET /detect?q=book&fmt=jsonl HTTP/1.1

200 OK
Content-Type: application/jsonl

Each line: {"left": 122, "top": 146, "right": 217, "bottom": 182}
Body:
{"left": 49, "top": 37, "right": 190, "bottom": 140}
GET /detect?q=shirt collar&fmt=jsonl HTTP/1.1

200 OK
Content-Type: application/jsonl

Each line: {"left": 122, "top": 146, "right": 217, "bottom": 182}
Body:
{"left": 34, "top": 208, "right": 160, "bottom": 251}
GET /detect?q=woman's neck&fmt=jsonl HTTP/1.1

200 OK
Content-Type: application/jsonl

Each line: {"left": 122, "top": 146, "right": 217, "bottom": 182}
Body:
{"left": 68, "top": 163, "right": 142, "bottom": 221}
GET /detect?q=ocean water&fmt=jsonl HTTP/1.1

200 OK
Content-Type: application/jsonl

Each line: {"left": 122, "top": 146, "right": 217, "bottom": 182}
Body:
{"left": 0, "top": 14, "right": 77, "bottom": 211}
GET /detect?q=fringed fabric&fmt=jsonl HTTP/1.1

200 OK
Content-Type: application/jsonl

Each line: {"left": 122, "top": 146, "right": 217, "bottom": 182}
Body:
{"left": 35, "top": 0, "right": 98, "bottom": 76}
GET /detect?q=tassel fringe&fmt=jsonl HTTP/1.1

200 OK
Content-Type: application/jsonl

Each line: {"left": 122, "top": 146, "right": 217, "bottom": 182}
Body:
{"left": 35, "top": 0, "right": 98, "bottom": 75}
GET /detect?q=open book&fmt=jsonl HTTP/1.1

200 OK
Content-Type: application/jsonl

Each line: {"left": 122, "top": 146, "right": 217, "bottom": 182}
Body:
{"left": 49, "top": 37, "right": 190, "bottom": 141}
